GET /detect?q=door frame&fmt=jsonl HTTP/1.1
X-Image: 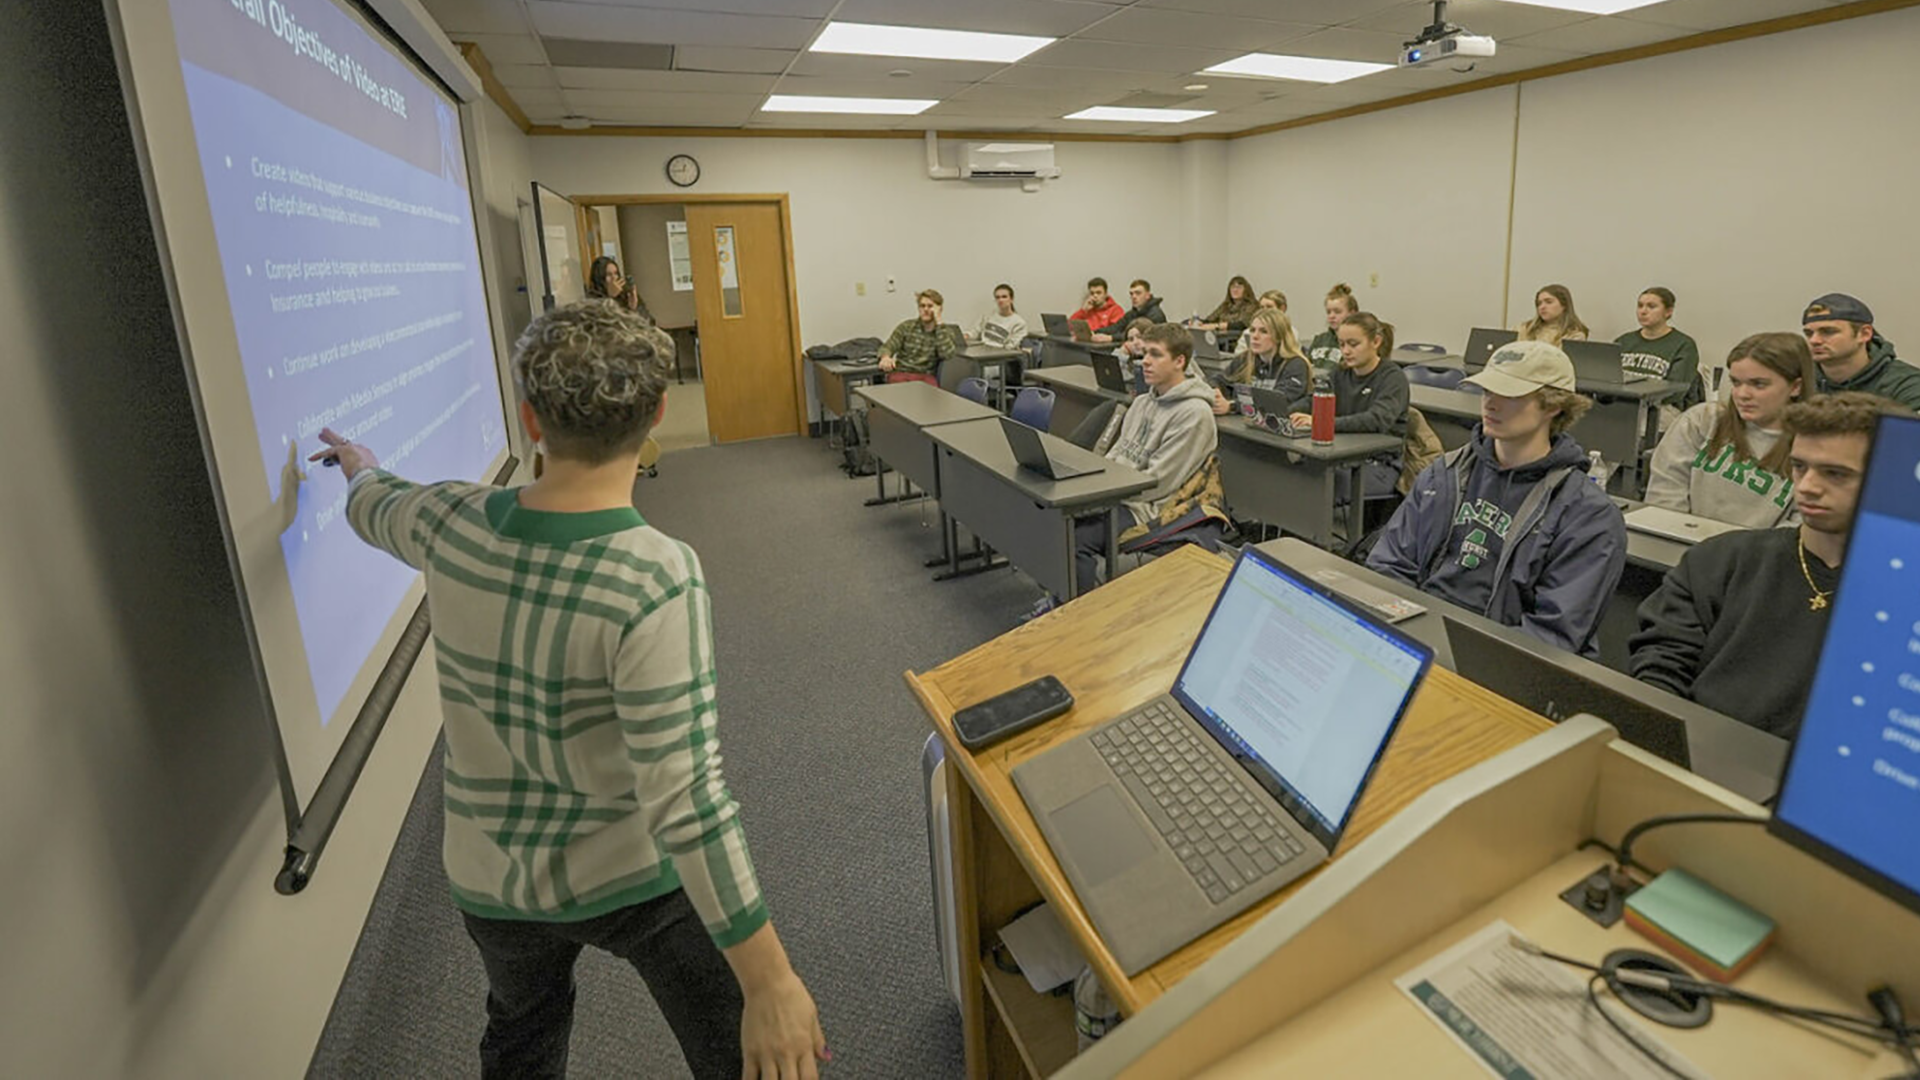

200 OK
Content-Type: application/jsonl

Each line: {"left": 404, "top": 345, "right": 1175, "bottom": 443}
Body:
{"left": 574, "top": 193, "right": 808, "bottom": 435}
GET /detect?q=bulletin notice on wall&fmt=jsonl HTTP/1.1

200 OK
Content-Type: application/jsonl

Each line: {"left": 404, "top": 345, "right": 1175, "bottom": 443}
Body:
{"left": 1395, "top": 922, "right": 1705, "bottom": 1080}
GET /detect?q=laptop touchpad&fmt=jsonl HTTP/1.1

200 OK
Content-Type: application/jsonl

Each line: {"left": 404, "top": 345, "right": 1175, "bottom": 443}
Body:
{"left": 1053, "top": 787, "right": 1157, "bottom": 886}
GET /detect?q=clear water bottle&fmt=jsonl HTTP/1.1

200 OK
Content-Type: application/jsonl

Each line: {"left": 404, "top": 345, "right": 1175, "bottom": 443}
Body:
{"left": 1587, "top": 449, "right": 1614, "bottom": 488}
{"left": 1074, "top": 965, "right": 1119, "bottom": 1052}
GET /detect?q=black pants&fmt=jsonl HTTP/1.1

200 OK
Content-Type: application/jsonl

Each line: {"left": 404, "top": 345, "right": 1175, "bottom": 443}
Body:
{"left": 1073, "top": 506, "right": 1137, "bottom": 596}
{"left": 461, "top": 890, "right": 742, "bottom": 1080}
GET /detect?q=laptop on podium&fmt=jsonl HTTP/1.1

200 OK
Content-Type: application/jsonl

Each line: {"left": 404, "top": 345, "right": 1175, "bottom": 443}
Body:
{"left": 1012, "top": 546, "right": 1433, "bottom": 975}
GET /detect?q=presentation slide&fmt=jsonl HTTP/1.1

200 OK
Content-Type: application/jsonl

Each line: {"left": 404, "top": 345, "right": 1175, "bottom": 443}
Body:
{"left": 112, "top": 0, "right": 508, "bottom": 807}
{"left": 1776, "top": 417, "right": 1920, "bottom": 902}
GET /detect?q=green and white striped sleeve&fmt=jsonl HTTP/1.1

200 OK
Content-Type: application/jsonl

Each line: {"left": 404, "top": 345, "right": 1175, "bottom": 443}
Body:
{"left": 345, "top": 469, "right": 444, "bottom": 570}
{"left": 613, "top": 544, "right": 768, "bottom": 947}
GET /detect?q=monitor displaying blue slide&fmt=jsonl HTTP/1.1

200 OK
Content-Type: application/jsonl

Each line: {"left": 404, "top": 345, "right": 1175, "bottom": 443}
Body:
{"left": 1771, "top": 415, "right": 1920, "bottom": 913}
{"left": 108, "top": 0, "right": 510, "bottom": 807}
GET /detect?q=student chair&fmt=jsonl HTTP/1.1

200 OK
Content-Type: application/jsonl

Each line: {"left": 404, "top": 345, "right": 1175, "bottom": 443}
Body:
{"left": 1010, "top": 386, "right": 1055, "bottom": 431}
{"left": 957, "top": 377, "right": 990, "bottom": 405}
{"left": 1405, "top": 365, "right": 1467, "bottom": 391}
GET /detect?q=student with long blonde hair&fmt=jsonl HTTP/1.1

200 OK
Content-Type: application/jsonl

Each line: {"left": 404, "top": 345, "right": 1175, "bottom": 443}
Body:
{"left": 1213, "top": 308, "right": 1309, "bottom": 415}
{"left": 1516, "top": 284, "right": 1588, "bottom": 345}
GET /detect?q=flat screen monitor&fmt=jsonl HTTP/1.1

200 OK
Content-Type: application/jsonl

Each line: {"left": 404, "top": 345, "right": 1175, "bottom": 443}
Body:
{"left": 1770, "top": 414, "right": 1920, "bottom": 914}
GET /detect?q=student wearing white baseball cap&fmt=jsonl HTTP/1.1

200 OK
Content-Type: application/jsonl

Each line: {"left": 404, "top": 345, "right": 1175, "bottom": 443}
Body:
{"left": 1367, "top": 340, "right": 1627, "bottom": 658}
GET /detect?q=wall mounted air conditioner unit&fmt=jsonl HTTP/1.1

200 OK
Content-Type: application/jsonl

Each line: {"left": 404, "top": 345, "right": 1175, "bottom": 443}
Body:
{"left": 961, "top": 142, "right": 1059, "bottom": 180}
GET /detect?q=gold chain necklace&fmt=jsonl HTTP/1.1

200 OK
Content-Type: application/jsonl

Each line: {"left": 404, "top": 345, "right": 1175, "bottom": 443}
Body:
{"left": 1796, "top": 534, "right": 1833, "bottom": 611}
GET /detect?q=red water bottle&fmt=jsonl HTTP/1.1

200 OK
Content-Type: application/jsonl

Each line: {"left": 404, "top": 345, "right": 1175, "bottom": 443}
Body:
{"left": 1310, "top": 373, "right": 1335, "bottom": 445}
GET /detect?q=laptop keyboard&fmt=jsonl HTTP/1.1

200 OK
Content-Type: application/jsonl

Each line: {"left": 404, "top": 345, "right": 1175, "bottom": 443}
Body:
{"left": 1089, "top": 701, "right": 1306, "bottom": 905}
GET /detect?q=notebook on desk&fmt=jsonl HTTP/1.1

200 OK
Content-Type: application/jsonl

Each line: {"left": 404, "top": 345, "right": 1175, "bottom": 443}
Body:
{"left": 1013, "top": 547, "right": 1433, "bottom": 975}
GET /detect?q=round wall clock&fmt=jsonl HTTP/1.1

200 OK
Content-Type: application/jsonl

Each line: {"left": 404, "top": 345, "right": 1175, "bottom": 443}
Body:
{"left": 666, "top": 153, "right": 701, "bottom": 188}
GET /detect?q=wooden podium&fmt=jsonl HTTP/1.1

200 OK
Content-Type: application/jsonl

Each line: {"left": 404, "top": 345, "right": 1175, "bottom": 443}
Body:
{"left": 909, "top": 547, "right": 1920, "bottom": 1079}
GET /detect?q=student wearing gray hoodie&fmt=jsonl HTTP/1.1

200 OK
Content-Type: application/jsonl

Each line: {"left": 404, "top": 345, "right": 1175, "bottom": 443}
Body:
{"left": 1368, "top": 341, "right": 1626, "bottom": 658}
{"left": 1072, "top": 322, "right": 1218, "bottom": 595}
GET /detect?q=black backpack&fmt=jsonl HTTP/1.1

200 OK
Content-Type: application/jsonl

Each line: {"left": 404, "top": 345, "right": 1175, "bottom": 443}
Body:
{"left": 839, "top": 410, "right": 878, "bottom": 477}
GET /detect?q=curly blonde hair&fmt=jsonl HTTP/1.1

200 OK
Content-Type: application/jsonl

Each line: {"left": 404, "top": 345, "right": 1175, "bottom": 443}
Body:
{"left": 513, "top": 300, "right": 672, "bottom": 463}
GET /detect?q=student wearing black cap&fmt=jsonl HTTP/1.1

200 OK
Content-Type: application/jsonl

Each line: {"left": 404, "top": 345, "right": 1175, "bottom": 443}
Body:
{"left": 1801, "top": 293, "right": 1920, "bottom": 410}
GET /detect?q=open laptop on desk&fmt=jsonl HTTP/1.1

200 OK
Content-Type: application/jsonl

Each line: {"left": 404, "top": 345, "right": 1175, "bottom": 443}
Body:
{"left": 1444, "top": 617, "right": 1691, "bottom": 768}
{"left": 1624, "top": 504, "right": 1741, "bottom": 545}
{"left": 1091, "top": 351, "right": 1143, "bottom": 395}
{"left": 1000, "top": 417, "right": 1101, "bottom": 481}
{"left": 1013, "top": 546, "right": 1434, "bottom": 975}
{"left": 1566, "top": 340, "right": 1651, "bottom": 386}
{"left": 1245, "top": 385, "right": 1308, "bottom": 437}
{"left": 1041, "top": 312, "right": 1074, "bottom": 339}
{"left": 1462, "top": 327, "right": 1518, "bottom": 371}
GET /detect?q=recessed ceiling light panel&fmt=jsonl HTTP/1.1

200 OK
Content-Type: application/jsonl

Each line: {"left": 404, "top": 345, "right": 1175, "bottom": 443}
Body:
{"left": 1064, "top": 106, "right": 1215, "bottom": 124}
{"left": 1204, "top": 53, "right": 1393, "bottom": 84}
{"left": 761, "top": 94, "right": 937, "bottom": 115}
{"left": 810, "top": 22, "right": 1053, "bottom": 63}
{"left": 1499, "top": 0, "right": 1662, "bottom": 12}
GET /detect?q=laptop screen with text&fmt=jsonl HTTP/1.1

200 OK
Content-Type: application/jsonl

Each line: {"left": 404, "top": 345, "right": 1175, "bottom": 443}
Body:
{"left": 1173, "top": 550, "right": 1430, "bottom": 843}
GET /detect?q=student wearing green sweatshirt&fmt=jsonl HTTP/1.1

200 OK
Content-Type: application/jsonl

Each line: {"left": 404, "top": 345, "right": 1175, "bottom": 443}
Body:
{"left": 1306, "top": 282, "right": 1359, "bottom": 373}
{"left": 1615, "top": 286, "right": 1702, "bottom": 412}
{"left": 1632, "top": 392, "right": 1913, "bottom": 738}
{"left": 1645, "top": 332, "right": 1813, "bottom": 529}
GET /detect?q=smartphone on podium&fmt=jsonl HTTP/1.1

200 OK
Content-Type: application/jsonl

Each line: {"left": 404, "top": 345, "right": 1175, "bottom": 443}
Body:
{"left": 953, "top": 676, "right": 1073, "bottom": 751}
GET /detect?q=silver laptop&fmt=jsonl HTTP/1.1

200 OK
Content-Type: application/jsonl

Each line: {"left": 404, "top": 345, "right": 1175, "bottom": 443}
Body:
{"left": 1000, "top": 417, "right": 1100, "bottom": 481}
{"left": 1041, "top": 312, "right": 1071, "bottom": 338}
{"left": 1624, "top": 504, "right": 1741, "bottom": 545}
{"left": 1565, "top": 340, "right": 1651, "bottom": 385}
{"left": 1012, "top": 546, "right": 1433, "bottom": 975}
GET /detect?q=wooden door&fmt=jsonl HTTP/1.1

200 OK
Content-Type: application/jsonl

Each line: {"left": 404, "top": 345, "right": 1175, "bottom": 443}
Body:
{"left": 684, "top": 202, "right": 802, "bottom": 442}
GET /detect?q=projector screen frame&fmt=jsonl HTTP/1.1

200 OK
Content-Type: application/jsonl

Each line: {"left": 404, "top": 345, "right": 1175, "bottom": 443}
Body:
{"left": 102, "top": 0, "right": 516, "bottom": 852}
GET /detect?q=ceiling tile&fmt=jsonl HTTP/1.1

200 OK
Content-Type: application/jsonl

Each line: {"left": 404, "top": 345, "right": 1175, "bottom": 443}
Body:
{"left": 420, "top": 0, "right": 528, "bottom": 35}
{"left": 492, "top": 62, "right": 561, "bottom": 90}
{"left": 1074, "top": 8, "right": 1318, "bottom": 51}
{"left": 453, "top": 32, "right": 548, "bottom": 66}
{"left": 587, "top": 0, "right": 837, "bottom": 14}
{"left": 1621, "top": 0, "right": 1837, "bottom": 32}
{"left": 1507, "top": 14, "right": 1681, "bottom": 55}
{"left": 525, "top": 2, "right": 820, "bottom": 49}
{"left": 562, "top": 87, "right": 767, "bottom": 110}
{"left": 950, "top": 83, "right": 1114, "bottom": 110}
{"left": 987, "top": 64, "right": 1166, "bottom": 91}
{"left": 506, "top": 87, "right": 566, "bottom": 109}
{"left": 578, "top": 101, "right": 761, "bottom": 126}
{"left": 1023, "top": 38, "right": 1241, "bottom": 73}
{"left": 1351, "top": 0, "right": 1594, "bottom": 40}
{"left": 772, "top": 74, "right": 978, "bottom": 98}
{"left": 783, "top": 52, "right": 1007, "bottom": 82}
{"left": 555, "top": 67, "right": 780, "bottom": 93}
{"left": 828, "top": 0, "right": 1121, "bottom": 37}
{"left": 672, "top": 45, "right": 799, "bottom": 74}
{"left": 1234, "top": 25, "right": 1411, "bottom": 64}
{"left": 747, "top": 113, "right": 909, "bottom": 129}
{"left": 1137, "top": 0, "right": 1401, "bottom": 20}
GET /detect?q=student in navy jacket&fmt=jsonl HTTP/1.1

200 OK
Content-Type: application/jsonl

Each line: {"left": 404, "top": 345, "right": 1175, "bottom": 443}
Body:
{"left": 1367, "top": 341, "right": 1626, "bottom": 658}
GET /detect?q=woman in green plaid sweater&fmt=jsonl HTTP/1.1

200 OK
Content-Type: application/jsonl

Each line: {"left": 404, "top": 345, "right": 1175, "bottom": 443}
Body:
{"left": 312, "top": 301, "right": 826, "bottom": 1080}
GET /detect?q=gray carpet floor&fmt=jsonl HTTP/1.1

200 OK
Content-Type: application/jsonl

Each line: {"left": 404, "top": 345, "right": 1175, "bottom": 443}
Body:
{"left": 310, "top": 435, "right": 1048, "bottom": 1078}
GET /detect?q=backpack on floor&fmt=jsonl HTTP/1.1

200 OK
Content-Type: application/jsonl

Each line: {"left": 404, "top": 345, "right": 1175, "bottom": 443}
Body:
{"left": 840, "top": 410, "right": 878, "bottom": 477}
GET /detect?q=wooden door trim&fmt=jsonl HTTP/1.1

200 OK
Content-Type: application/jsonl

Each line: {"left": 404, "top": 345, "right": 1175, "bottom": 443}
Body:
{"left": 583, "top": 193, "right": 807, "bottom": 434}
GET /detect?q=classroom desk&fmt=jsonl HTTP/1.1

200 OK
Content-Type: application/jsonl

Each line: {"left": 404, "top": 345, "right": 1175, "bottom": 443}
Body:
{"left": 1212, "top": 418, "right": 1401, "bottom": 550}
{"left": 1406, "top": 384, "right": 1482, "bottom": 450}
{"left": 1255, "top": 538, "right": 1784, "bottom": 803}
{"left": 904, "top": 547, "right": 1555, "bottom": 1079}
{"left": 813, "top": 357, "right": 881, "bottom": 421}
{"left": 1583, "top": 378, "right": 1688, "bottom": 496}
{"left": 926, "top": 419, "right": 1153, "bottom": 600}
{"left": 1021, "top": 366, "right": 1129, "bottom": 438}
{"left": 953, "top": 344, "right": 1029, "bottom": 409}
{"left": 1039, "top": 336, "right": 1114, "bottom": 368}
{"left": 854, "top": 381, "right": 1001, "bottom": 507}
{"left": 1389, "top": 346, "right": 1462, "bottom": 368}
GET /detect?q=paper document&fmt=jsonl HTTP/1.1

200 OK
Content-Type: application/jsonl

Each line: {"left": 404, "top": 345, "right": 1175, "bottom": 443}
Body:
{"left": 1396, "top": 921, "right": 1705, "bottom": 1080}
{"left": 997, "top": 903, "right": 1083, "bottom": 994}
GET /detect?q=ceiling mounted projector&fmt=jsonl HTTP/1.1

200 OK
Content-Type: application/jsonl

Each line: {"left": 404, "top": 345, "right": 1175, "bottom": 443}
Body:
{"left": 1399, "top": 1, "right": 1496, "bottom": 70}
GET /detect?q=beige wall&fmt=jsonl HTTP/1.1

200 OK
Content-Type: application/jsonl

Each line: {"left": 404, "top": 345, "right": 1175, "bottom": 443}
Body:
{"left": 0, "top": 4, "right": 530, "bottom": 1075}
{"left": 616, "top": 202, "right": 698, "bottom": 330}
{"left": 1225, "top": 5, "right": 1920, "bottom": 375}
